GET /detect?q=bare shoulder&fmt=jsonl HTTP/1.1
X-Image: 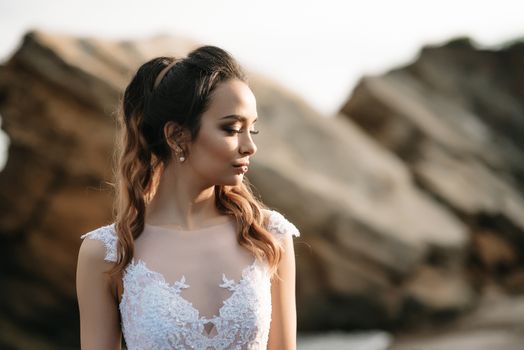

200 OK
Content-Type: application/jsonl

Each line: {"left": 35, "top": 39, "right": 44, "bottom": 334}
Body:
{"left": 77, "top": 238, "right": 118, "bottom": 288}
{"left": 78, "top": 223, "right": 119, "bottom": 272}
{"left": 78, "top": 237, "right": 110, "bottom": 266}
{"left": 77, "top": 227, "right": 122, "bottom": 349}
{"left": 77, "top": 226, "right": 120, "bottom": 305}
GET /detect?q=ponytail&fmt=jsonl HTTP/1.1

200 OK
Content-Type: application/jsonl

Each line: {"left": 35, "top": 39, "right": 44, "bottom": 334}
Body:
{"left": 106, "top": 57, "right": 173, "bottom": 277}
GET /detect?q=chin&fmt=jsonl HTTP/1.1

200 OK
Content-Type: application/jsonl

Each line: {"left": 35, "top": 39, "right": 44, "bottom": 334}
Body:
{"left": 234, "top": 174, "right": 246, "bottom": 183}
{"left": 232, "top": 175, "right": 244, "bottom": 185}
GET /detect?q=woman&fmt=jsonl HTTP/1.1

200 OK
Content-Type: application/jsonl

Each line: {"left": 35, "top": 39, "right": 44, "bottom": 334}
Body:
{"left": 76, "top": 45, "right": 300, "bottom": 350}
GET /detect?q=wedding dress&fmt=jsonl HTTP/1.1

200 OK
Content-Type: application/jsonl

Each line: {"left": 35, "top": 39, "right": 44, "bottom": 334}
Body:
{"left": 80, "top": 209, "right": 300, "bottom": 350}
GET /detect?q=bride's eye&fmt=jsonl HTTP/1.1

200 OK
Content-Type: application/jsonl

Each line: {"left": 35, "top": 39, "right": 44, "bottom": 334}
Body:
{"left": 223, "top": 127, "right": 260, "bottom": 135}
{"left": 223, "top": 128, "right": 240, "bottom": 135}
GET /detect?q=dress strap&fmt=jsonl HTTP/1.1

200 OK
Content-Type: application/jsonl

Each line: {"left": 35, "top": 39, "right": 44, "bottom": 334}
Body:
{"left": 80, "top": 223, "right": 118, "bottom": 262}
{"left": 265, "top": 209, "right": 300, "bottom": 241}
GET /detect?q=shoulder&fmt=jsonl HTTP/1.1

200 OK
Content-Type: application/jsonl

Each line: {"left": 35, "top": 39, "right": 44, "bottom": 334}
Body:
{"left": 262, "top": 209, "right": 300, "bottom": 241}
{"left": 79, "top": 223, "right": 117, "bottom": 263}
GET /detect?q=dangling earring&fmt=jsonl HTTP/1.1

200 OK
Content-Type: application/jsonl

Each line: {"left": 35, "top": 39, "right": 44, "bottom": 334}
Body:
{"left": 175, "top": 146, "right": 185, "bottom": 162}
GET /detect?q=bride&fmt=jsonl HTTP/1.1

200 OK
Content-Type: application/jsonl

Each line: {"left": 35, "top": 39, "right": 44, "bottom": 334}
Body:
{"left": 76, "top": 45, "right": 300, "bottom": 350}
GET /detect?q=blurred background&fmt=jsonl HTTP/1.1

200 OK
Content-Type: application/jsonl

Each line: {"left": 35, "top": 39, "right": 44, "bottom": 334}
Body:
{"left": 1, "top": 1, "right": 524, "bottom": 349}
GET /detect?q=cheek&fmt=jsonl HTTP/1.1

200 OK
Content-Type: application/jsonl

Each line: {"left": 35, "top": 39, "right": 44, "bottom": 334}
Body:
{"left": 194, "top": 132, "right": 236, "bottom": 165}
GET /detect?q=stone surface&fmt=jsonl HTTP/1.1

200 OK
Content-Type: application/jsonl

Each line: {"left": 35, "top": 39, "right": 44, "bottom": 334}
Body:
{"left": 391, "top": 290, "right": 524, "bottom": 350}
{"left": 340, "top": 37, "right": 524, "bottom": 298}
{"left": 1, "top": 31, "right": 519, "bottom": 349}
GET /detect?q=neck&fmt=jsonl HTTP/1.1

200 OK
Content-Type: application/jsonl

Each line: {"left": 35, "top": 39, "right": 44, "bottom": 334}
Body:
{"left": 145, "top": 161, "right": 222, "bottom": 229}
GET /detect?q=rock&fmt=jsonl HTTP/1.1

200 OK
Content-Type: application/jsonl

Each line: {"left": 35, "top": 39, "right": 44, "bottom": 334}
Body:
{"left": 339, "top": 37, "right": 524, "bottom": 292}
{"left": 401, "top": 265, "right": 476, "bottom": 321}
{"left": 473, "top": 230, "right": 518, "bottom": 272}
{"left": 503, "top": 269, "right": 524, "bottom": 294}
{"left": 0, "top": 30, "right": 475, "bottom": 349}
{"left": 391, "top": 290, "right": 524, "bottom": 350}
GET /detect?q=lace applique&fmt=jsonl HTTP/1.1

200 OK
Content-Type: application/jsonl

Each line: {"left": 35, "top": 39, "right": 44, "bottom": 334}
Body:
{"left": 80, "top": 223, "right": 117, "bottom": 262}
{"left": 265, "top": 209, "right": 301, "bottom": 241}
{"left": 119, "top": 256, "right": 271, "bottom": 349}
{"left": 79, "top": 209, "right": 299, "bottom": 349}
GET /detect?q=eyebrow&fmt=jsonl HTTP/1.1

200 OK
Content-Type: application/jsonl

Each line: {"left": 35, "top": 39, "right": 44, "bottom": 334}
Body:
{"left": 220, "top": 114, "right": 258, "bottom": 123}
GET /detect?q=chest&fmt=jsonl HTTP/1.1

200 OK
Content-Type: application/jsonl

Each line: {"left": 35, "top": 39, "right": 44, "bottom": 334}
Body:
{"left": 117, "top": 257, "right": 272, "bottom": 349}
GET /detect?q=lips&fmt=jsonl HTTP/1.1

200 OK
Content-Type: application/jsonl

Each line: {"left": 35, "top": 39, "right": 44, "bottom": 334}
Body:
{"left": 232, "top": 162, "right": 249, "bottom": 174}
{"left": 232, "top": 161, "right": 249, "bottom": 167}
{"left": 234, "top": 166, "right": 248, "bottom": 174}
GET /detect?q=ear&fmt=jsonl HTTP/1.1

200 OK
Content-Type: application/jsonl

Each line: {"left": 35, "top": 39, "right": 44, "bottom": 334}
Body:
{"left": 163, "top": 121, "right": 187, "bottom": 150}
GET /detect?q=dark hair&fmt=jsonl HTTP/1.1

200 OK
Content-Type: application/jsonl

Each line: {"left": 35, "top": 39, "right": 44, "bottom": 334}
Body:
{"left": 107, "top": 45, "right": 283, "bottom": 282}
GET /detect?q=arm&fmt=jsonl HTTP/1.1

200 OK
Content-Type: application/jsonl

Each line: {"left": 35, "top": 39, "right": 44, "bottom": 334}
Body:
{"left": 76, "top": 238, "right": 122, "bottom": 349}
{"left": 267, "top": 232, "right": 297, "bottom": 350}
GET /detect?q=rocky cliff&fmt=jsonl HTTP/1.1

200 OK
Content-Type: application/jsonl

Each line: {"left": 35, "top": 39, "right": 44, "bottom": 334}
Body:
{"left": 340, "top": 37, "right": 524, "bottom": 296}
{"left": 0, "top": 31, "right": 522, "bottom": 349}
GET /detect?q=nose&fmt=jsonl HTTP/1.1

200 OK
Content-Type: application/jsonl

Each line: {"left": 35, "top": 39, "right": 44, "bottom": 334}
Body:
{"left": 239, "top": 131, "right": 257, "bottom": 156}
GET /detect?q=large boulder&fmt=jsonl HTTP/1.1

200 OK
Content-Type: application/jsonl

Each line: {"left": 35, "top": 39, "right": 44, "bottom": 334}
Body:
{"left": 0, "top": 31, "right": 475, "bottom": 348}
{"left": 339, "top": 37, "right": 524, "bottom": 295}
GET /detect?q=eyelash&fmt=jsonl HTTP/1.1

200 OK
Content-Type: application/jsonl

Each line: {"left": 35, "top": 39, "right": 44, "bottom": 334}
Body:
{"left": 224, "top": 128, "right": 260, "bottom": 135}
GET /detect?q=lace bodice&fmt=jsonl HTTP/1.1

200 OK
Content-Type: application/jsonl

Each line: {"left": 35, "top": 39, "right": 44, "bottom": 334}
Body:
{"left": 80, "top": 209, "right": 300, "bottom": 350}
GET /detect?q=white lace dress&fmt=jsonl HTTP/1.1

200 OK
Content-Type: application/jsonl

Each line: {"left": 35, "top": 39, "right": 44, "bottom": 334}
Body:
{"left": 80, "top": 209, "right": 300, "bottom": 350}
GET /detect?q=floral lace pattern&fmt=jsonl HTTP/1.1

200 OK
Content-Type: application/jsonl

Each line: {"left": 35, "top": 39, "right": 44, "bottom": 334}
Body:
{"left": 266, "top": 210, "right": 300, "bottom": 242}
{"left": 80, "top": 223, "right": 117, "bottom": 262}
{"left": 80, "top": 209, "right": 300, "bottom": 350}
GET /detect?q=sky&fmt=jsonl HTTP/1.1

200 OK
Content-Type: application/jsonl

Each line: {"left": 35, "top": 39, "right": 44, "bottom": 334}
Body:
{"left": 0, "top": 0, "right": 523, "bottom": 169}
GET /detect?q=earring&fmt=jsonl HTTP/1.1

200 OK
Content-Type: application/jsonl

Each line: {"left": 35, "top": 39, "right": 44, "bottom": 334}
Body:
{"left": 175, "top": 146, "right": 185, "bottom": 162}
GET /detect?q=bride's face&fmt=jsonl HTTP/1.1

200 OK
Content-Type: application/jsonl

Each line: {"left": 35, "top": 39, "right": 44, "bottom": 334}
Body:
{"left": 182, "top": 78, "right": 259, "bottom": 186}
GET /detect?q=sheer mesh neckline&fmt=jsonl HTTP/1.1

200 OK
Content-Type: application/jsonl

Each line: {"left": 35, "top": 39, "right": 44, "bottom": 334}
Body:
{"left": 144, "top": 216, "right": 235, "bottom": 233}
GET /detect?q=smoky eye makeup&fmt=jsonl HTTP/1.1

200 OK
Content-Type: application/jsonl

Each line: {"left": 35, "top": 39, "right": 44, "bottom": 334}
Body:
{"left": 219, "top": 115, "right": 259, "bottom": 135}
{"left": 221, "top": 124, "right": 260, "bottom": 135}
